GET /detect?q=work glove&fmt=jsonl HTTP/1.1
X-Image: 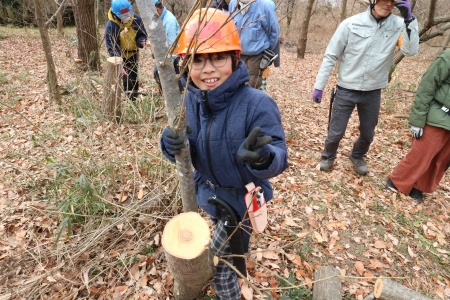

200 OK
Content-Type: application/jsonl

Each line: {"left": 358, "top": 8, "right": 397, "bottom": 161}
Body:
{"left": 121, "top": 68, "right": 127, "bottom": 76}
{"left": 312, "top": 89, "right": 323, "bottom": 103}
{"left": 394, "top": 0, "right": 413, "bottom": 20}
{"left": 162, "top": 127, "right": 191, "bottom": 155}
{"left": 410, "top": 126, "right": 423, "bottom": 139}
{"left": 238, "top": 127, "right": 273, "bottom": 169}
{"left": 260, "top": 49, "right": 277, "bottom": 69}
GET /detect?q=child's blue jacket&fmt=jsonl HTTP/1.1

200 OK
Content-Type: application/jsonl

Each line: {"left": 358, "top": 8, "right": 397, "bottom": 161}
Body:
{"left": 161, "top": 61, "right": 288, "bottom": 222}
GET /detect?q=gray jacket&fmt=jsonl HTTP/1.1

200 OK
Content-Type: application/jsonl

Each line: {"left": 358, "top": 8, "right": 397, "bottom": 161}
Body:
{"left": 314, "top": 7, "right": 419, "bottom": 91}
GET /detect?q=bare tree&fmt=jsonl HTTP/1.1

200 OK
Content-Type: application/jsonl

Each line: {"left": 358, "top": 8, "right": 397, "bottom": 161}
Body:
{"left": 296, "top": 0, "right": 315, "bottom": 59}
{"left": 73, "top": 0, "right": 100, "bottom": 69}
{"left": 33, "top": 0, "right": 61, "bottom": 104}
{"left": 286, "top": 0, "right": 295, "bottom": 29}
{"left": 442, "top": 32, "right": 450, "bottom": 51}
{"left": 48, "top": 0, "right": 66, "bottom": 36}
{"left": 340, "top": 0, "right": 348, "bottom": 22}
{"left": 104, "top": 0, "right": 111, "bottom": 24}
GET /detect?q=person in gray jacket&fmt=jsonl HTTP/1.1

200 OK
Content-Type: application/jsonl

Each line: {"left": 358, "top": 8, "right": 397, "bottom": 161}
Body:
{"left": 312, "top": 0, "right": 419, "bottom": 175}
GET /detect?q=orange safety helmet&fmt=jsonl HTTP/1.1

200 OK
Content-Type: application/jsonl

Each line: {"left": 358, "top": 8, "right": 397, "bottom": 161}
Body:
{"left": 177, "top": 8, "right": 242, "bottom": 57}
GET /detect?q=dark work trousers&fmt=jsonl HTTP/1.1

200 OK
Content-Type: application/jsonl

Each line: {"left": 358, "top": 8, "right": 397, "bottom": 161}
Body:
{"left": 241, "top": 53, "right": 264, "bottom": 89}
{"left": 153, "top": 56, "right": 182, "bottom": 93}
{"left": 321, "top": 87, "right": 381, "bottom": 160}
{"left": 123, "top": 52, "right": 139, "bottom": 98}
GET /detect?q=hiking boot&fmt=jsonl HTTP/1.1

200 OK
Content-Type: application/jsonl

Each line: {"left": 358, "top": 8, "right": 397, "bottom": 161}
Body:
{"left": 348, "top": 154, "right": 368, "bottom": 175}
{"left": 319, "top": 157, "right": 335, "bottom": 172}
{"left": 409, "top": 188, "right": 424, "bottom": 203}
{"left": 385, "top": 178, "right": 398, "bottom": 191}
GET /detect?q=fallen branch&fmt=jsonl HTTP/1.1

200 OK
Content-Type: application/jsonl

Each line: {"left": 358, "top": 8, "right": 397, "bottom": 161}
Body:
{"left": 374, "top": 278, "right": 432, "bottom": 300}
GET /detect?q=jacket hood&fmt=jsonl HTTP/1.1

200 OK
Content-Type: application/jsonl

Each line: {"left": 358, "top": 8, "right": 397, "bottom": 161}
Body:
{"left": 180, "top": 60, "right": 250, "bottom": 112}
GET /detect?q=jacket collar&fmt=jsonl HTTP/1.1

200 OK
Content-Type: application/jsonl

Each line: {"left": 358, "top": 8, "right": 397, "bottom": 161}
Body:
{"left": 181, "top": 61, "right": 250, "bottom": 112}
{"left": 160, "top": 7, "right": 167, "bottom": 20}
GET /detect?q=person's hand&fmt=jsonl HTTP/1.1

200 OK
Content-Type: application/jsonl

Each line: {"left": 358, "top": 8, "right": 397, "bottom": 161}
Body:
{"left": 238, "top": 127, "right": 273, "bottom": 169}
{"left": 410, "top": 126, "right": 423, "bottom": 139}
{"left": 121, "top": 68, "right": 127, "bottom": 76}
{"left": 162, "top": 127, "right": 189, "bottom": 155}
{"left": 312, "top": 89, "right": 323, "bottom": 103}
{"left": 394, "top": 0, "right": 413, "bottom": 20}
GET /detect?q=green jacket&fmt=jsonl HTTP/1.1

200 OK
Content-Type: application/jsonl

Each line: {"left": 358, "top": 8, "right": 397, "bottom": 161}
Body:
{"left": 409, "top": 49, "right": 450, "bottom": 131}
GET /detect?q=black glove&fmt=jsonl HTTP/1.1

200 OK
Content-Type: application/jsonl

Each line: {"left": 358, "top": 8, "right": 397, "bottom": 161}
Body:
{"left": 238, "top": 127, "right": 273, "bottom": 169}
{"left": 162, "top": 127, "right": 191, "bottom": 155}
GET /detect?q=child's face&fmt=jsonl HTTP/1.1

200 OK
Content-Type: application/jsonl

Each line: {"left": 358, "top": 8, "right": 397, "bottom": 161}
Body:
{"left": 189, "top": 53, "right": 233, "bottom": 90}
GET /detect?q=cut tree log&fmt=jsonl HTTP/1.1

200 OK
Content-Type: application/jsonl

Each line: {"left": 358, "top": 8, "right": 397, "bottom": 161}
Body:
{"left": 162, "top": 212, "right": 214, "bottom": 300}
{"left": 312, "top": 266, "right": 342, "bottom": 300}
{"left": 374, "top": 278, "right": 432, "bottom": 300}
{"left": 102, "top": 56, "right": 123, "bottom": 121}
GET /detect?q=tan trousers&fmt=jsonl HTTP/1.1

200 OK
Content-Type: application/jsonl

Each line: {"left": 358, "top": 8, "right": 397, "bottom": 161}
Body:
{"left": 390, "top": 124, "right": 450, "bottom": 194}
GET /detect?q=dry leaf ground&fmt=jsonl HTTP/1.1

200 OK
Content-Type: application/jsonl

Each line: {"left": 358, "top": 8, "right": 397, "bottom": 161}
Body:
{"left": 0, "top": 16, "right": 449, "bottom": 300}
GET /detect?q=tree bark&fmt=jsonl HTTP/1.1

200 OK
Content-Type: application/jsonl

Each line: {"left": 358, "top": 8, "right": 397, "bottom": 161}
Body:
{"left": 286, "top": 0, "right": 295, "bottom": 29}
{"left": 374, "top": 278, "right": 432, "bottom": 300}
{"left": 73, "top": 0, "right": 100, "bottom": 69}
{"left": 442, "top": 32, "right": 450, "bottom": 52}
{"left": 296, "top": 0, "right": 315, "bottom": 59}
{"left": 103, "top": 57, "right": 123, "bottom": 122}
{"left": 104, "top": 0, "right": 112, "bottom": 24}
{"left": 33, "top": 0, "right": 61, "bottom": 105}
{"left": 312, "top": 266, "right": 342, "bottom": 300}
{"left": 162, "top": 212, "right": 214, "bottom": 300}
{"left": 49, "top": 0, "right": 64, "bottom": 36}
{"left": 340, "top": 0, "right": 348, "bottom": 22}
{"left": 135, "top": 0, "right": 197, "bottom": 213}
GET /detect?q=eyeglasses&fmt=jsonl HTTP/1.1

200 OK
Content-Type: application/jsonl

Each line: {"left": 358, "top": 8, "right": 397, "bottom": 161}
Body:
{"left": 190, "top": 53, "right": 229, "bottom": 70}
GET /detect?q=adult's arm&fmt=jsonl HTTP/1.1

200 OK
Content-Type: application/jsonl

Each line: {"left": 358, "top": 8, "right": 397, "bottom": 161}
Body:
{"left": 314, "top": 21, "right": 349, "bottom": 91}
{"left": 399, "top": 18, "right": 419, "bottom": 57}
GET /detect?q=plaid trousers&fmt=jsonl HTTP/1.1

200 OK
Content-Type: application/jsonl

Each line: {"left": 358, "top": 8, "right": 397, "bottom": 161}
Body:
{"left": 211, "top": 219, "right": 241, "bottom": 300}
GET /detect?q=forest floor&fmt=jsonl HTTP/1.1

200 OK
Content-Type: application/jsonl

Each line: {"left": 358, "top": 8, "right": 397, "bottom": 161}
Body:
{"left": 0, "top": 24, "right": 449, "bottom": 300}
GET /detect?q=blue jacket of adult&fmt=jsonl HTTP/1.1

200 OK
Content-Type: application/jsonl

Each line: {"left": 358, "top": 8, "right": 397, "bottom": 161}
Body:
{"left": 228, "top": 0, "right": 280, "bottom": 56}
{"left": 160, "top": 7, "right": 180, "bottom": 47}
{"left": 160, "top": 61, "right": 288, "bottom": 221}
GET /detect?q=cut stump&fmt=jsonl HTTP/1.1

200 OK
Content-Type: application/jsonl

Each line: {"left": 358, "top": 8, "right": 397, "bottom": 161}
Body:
{"left": 374, "top": 278, "right": 432, "bottom": 300}
{"left": 103, "top": 56, "right": 123, "bottom": 121}
{"left": 312, "top": 266, "right": 342, "bottom": 300}
{"left": 162, "top": 212, "right": 214, "bottom": 300}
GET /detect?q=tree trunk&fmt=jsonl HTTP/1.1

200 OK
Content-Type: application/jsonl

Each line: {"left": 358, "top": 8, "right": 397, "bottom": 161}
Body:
{"left": 312, "top": 266, "right": 342, "bottom": 300}
{"left": 374, "top": 278, "right": 432, "bottom": 300}
{"left": 33, "top": 0, "right": 61, "bottom": 105}
{"left": 102, "top": 57, "right": 123, "bottom": 121}
{"left": 286, "top": 0, "right": 295, "bottom": 29}
{"left": 442, "top": 32, "right": 450, "bottom": 52}
{"left": 104, "top": 0, "right": 112, "bottom": 24}
{"left": 73, "top": 0, "right": 100, "bottom": 69}
{"left": 135, "top": 0, "right": 197, "bottom": 213}
{"left": 162, "top": 212, "right": 214, "bottom": 299}
{"left": 340, "top": 0, "right": 348, "bottom": 22}
{"left": 296, "top": 0, "right": 315, "bottom": 59}
{"left": 49, "top": 0, "right": 64, "bottom": 36}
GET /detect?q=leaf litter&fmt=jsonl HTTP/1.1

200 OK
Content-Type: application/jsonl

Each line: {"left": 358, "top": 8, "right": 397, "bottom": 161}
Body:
{"left": 0, "top": 26, "right": 449, "bottom": 300}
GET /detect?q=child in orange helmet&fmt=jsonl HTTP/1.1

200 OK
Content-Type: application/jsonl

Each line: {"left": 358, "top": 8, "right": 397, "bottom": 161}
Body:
{"left": 160, "top": 8, "right": 288, "bottom": 299}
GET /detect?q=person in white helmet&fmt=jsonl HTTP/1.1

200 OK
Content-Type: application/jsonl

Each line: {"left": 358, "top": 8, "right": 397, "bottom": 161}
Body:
{"left": 312, "top": 0, "right": 419, "bottom": 175}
